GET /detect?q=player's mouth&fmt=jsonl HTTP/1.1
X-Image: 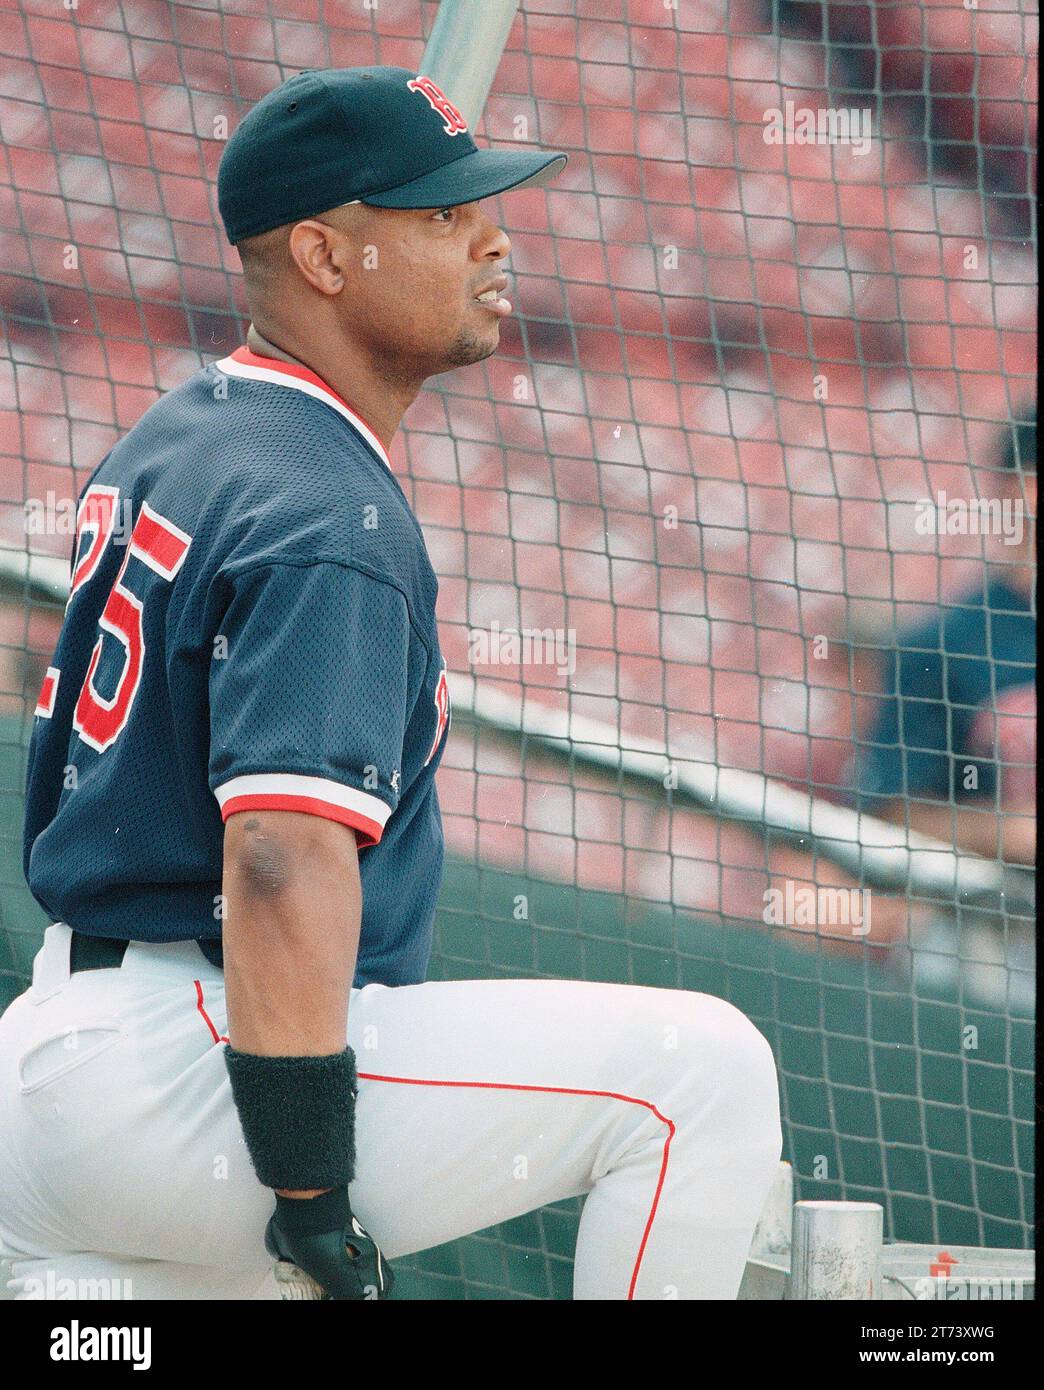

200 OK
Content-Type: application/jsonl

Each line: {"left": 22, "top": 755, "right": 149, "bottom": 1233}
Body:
{"left": 472, "top": 276, "right": 512, "bottom": 317}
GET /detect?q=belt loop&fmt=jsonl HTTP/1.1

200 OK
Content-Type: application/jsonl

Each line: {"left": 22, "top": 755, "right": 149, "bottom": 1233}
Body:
{"left": 29, "top": 923, "right": 74, "bottom": 1003}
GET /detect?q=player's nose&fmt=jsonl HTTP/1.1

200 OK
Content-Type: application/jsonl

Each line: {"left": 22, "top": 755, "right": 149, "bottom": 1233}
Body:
{"left": 474, "top": 210, "right": 511, "bottom": 261}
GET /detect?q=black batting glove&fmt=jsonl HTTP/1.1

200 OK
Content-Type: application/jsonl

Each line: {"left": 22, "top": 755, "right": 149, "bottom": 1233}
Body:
{"left": 265, "top": 1186, "right": 394, "bottom": 1300}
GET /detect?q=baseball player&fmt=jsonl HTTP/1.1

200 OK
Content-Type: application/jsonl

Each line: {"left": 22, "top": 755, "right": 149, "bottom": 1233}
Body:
{"left": 0, "top": 67, "right": 781, "bottom": 1300}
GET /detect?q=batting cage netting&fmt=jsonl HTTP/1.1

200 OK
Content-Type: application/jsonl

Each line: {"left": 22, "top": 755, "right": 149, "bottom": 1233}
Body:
{"left": 0, "top": 0, "right": 1036, "bottom": 1297}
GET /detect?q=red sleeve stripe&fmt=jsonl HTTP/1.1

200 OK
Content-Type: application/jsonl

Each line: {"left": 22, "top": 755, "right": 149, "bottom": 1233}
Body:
{"left": 219, "top": 794, "right": 384, "bottom": 846}
{"left": 213, "top": 773, "right": 392, "bottom": 846}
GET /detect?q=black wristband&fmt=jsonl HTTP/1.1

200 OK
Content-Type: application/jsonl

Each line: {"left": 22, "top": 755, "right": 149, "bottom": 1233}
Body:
{"left": 273, "top": 1185, "right": 351, "bottom": 1236}
{"left": 223, "top": 1046, "right": 358, "bottom": 1191}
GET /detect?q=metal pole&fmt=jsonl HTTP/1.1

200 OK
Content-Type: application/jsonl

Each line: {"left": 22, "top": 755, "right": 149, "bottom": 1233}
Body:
{"left": 787, "top": 1201, "right": 883, "bottom": 1300}
{"left": 420, "top": 0, "right": 522, "bottom": 132}
{"left": 749, "top": 1162, "right": 794, "bottom": 1261}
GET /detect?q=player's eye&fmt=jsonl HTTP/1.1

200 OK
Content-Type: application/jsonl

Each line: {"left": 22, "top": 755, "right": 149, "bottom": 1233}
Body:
{"left": 432, "top": 208, "right": 456, "bottom": 224}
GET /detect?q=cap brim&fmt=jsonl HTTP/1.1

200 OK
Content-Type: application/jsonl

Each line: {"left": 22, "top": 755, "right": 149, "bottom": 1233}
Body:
{"left": 361, "top": 147, "right": 567, "bottom": 209}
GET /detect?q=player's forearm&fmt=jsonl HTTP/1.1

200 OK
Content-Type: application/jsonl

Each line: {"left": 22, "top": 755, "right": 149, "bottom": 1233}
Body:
{"left": 221, "top": 810, "right": 362, "bottom": 1056}
{"left": 221, "top": 811, "right": 363, "bottom": 1203}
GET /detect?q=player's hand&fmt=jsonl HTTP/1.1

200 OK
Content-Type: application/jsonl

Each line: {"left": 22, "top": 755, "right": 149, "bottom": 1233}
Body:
{"left": 265, "top": 1186, "right": 394, "bottom": 1300}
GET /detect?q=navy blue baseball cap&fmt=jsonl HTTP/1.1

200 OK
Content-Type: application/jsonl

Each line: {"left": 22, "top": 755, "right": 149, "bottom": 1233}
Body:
{"left": 218, "top": 66, "right": 568, "bottom": 244}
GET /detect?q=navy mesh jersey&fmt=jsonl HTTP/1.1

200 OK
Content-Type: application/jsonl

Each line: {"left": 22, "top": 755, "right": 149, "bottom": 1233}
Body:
{"left": 23, "top": 347, "right": 450, "bottom": 987}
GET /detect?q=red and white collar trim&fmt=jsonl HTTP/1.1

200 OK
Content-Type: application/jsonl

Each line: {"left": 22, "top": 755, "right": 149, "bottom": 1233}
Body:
{"left": 215, "top": 346, "right": 391, "bottom": 471}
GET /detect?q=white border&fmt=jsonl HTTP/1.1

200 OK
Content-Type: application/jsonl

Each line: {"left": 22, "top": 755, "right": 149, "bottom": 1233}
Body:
{"left": 213, "top": 771, "right": 392, "bottom": 829}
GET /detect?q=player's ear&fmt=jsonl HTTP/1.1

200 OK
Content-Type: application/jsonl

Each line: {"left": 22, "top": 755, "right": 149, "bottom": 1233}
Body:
{"left": 286, "top": 219, "right": 348, "bottom": 296}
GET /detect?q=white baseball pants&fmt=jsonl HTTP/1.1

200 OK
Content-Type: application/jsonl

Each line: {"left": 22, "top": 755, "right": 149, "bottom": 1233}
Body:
{"left": 0, "top": 923, "right": 781, "bottom": 1299}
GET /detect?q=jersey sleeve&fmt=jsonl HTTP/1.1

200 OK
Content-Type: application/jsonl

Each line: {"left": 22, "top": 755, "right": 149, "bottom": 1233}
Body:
{"left": 208, "top": 561, "right": 411, "bottom": 845}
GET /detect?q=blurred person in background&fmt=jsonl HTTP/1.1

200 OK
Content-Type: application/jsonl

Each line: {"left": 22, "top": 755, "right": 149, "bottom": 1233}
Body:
{"left": 852, "top": 410, "right": 1036, "bottom": 867}
{"left": 759, "top": 411, "right": 1035, "bottom": 960}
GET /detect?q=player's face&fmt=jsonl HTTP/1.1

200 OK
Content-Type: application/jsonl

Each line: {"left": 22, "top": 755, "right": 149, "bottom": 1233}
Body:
{"left": 341, "top": 201, "right": 513, "bottom": 375}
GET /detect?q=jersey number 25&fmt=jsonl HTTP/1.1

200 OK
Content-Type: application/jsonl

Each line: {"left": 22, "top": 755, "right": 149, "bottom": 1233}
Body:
{"left": 45, "top": 486, "right": 192, "bottom": 752}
